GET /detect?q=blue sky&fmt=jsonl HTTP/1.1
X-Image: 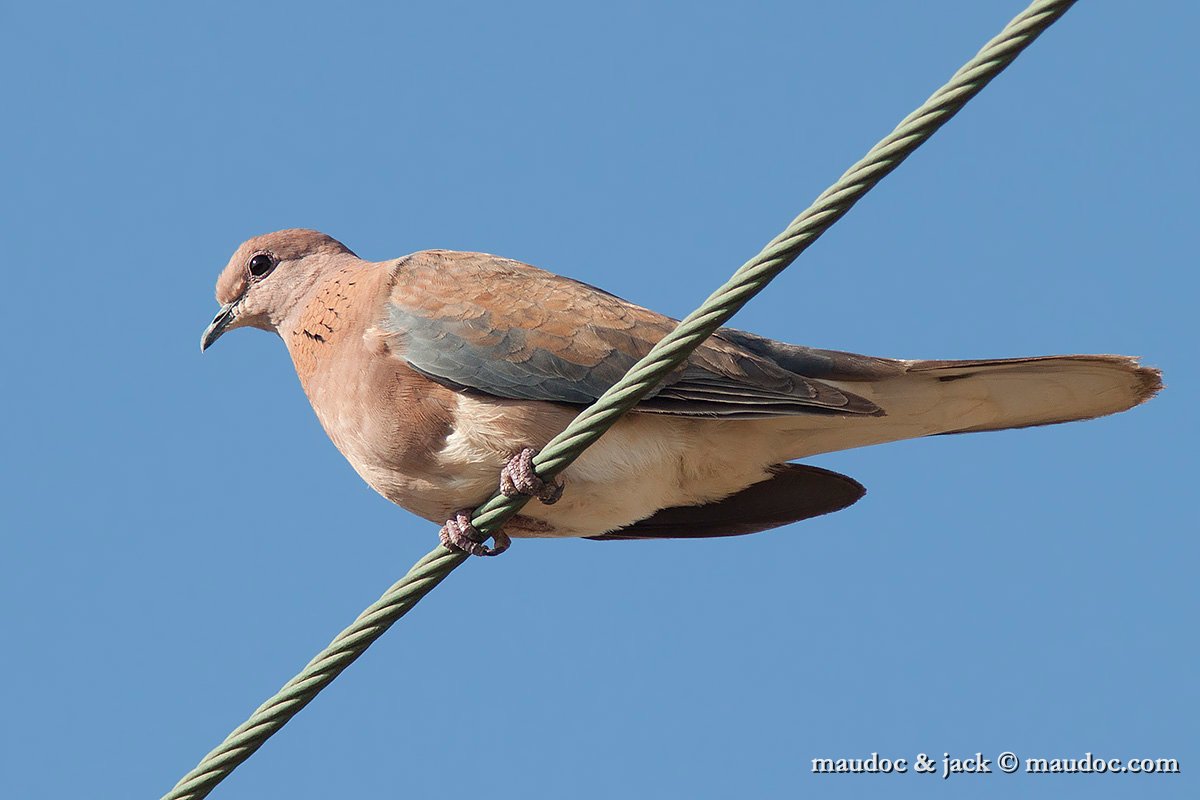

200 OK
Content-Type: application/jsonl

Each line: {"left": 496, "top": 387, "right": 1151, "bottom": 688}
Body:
{"left": 1, "top": 2, "right": 1195, "bottom": 798}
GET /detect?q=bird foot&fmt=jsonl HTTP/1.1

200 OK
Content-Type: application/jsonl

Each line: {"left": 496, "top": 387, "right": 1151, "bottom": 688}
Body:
{"left": 438, "top": 510, "right": 511, "bottom": 557}
{"left": 500, "top": 447, "right": 563, "bottom": 504}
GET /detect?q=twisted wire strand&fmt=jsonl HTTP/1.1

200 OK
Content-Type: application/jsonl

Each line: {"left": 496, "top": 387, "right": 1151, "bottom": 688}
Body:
{"left": 162, "top": 2, "right": 1076, "bottom": 797}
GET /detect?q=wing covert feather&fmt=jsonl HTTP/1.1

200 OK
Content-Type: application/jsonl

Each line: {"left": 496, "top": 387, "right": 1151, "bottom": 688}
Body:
{"left": 378, "top": 251, "right": 879, "bottom": 418}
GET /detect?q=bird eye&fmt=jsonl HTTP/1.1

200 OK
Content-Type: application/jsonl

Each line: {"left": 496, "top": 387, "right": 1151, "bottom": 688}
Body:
{"left": 248, "top": 253, "right": 275, "bottom": 278}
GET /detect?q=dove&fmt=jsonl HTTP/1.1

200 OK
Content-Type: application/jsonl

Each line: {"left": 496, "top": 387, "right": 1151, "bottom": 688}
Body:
{"left": 202, "top": 229, "right": 1161, "bottom": 555}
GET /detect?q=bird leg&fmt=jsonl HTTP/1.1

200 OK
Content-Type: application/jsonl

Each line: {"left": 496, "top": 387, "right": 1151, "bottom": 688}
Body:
{"left": 499, "top": 447, "right": 564, "bottom": 504}
{"left": 438, "top": 510, "right": 511, "bottom": 557}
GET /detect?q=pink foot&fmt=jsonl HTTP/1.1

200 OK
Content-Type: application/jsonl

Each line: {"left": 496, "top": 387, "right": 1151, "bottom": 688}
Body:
{"left": 500, "top": 447, "right": 564, "bottom": 505}
{"left": 438, "top": 510, "right": 511, "bottom": 557}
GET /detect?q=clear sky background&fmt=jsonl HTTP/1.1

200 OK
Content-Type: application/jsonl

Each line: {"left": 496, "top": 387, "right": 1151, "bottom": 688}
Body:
{"left": 2, "top": 2, "right": 1195, "bottom": 798}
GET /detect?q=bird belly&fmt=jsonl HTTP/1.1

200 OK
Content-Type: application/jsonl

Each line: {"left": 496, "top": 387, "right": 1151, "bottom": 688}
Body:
{"left": 303, "top": 359, "right": 805, "bottom": 538}
{"left": 432, "top": 395, "right": 784, "bottom": 538}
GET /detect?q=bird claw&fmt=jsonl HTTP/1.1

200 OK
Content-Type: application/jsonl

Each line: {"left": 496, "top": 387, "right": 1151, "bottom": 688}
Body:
{"left": 500, "top": 447, "right": 564, "bottom": 504}
{"left": 438, "top": 510, "right": 511, "bottom": 557}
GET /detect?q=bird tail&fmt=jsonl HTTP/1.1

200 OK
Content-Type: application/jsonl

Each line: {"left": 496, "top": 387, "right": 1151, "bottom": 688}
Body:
{"left": 777, "top": 354, "right": 1161, "bottom": 459}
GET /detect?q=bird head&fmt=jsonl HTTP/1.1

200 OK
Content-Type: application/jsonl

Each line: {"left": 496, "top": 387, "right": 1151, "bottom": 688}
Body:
{"left": 201, "top": 229, "right": 355, "bottom": 351}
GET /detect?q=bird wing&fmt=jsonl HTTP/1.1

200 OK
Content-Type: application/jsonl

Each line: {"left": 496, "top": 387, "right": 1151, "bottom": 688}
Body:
{"left": 376, "top": 250, "right": 880, "bottom": 418}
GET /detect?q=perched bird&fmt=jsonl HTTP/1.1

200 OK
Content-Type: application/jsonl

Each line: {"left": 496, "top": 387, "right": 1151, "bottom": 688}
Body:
{"left": 202, "top": 229, "right": 1161, "bottom": 555}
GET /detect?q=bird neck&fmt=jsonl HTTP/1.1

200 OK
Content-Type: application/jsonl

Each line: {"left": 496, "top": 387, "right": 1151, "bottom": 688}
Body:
{"left": 281, "top": 261, "right": 383, "bottom": 384}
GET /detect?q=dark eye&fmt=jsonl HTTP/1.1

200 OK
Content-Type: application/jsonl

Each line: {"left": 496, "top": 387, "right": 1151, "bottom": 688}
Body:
{"left": 248, "top": 253, "right": 275, "bottom": 278}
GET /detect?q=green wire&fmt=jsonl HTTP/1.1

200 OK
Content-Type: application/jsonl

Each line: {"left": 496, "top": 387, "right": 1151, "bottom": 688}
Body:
{"left": 162, "top": 2, "right": 1078, "bottom": 797}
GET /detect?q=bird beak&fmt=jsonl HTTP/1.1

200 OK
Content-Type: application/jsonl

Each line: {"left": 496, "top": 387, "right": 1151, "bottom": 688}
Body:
{"left": 200, "top": 301, "right": 240, "bottom": 352}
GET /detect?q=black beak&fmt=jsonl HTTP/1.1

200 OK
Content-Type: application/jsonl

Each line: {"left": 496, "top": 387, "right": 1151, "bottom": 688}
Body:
{"left": 200, "top": 302, "right": 239, "bottom": 352}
